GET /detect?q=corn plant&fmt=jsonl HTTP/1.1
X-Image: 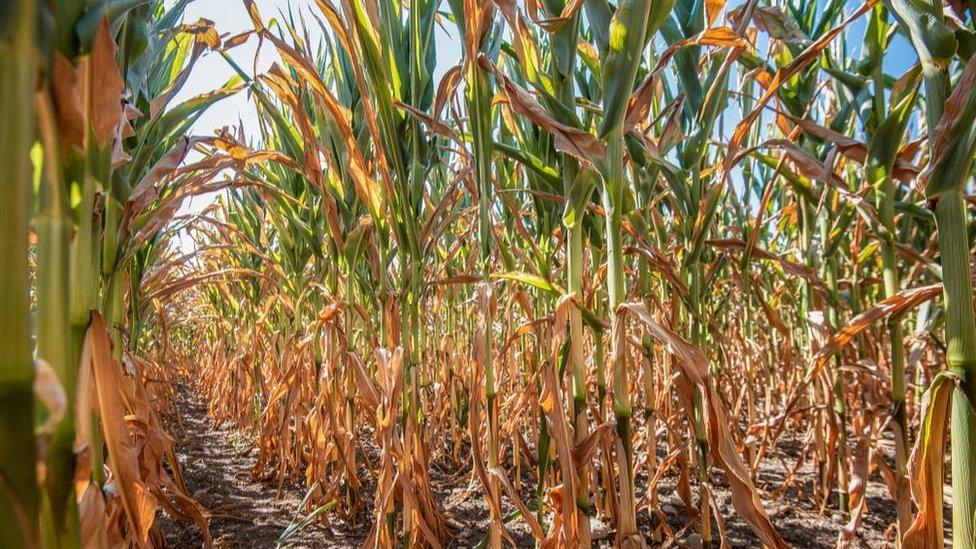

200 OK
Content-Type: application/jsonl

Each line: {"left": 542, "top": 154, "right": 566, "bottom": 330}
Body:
{"left": 10, "top": 0, "right": 976, "bottom": 547}
{"left": 887, "top": 0, "right": 976, "bottom": 545}
{"left": 29, "top": 1, "right": 228, "bottom": 545}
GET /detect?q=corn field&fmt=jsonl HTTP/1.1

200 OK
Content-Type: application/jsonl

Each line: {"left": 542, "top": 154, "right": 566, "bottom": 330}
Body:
{"left": 4, "top": 0, "right": 976, "bottom": 546}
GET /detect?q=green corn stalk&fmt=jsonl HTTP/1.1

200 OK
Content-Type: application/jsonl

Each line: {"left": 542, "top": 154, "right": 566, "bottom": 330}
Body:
{"left": 0, "top": 1, "right": 39, "bottom": 546}
{"left": 887, "top": 0, "right": 976, "bottom": 544}
{"left": 470, "top": 30, "right": 503, "bottom": 549}
{"left": 448, "top": 0, "right": 504, "bottom": 542}
{"left": 864, "top": 22, "right": 919, "bottom": 531}
{"left": 597, "top": 0, "right": 660, "bottom": 540}
{"left": 38, "top": 1, "right": 100, "bottom": 540}
{"left": 548, "top": 3, "right": 596, "bottom": 541}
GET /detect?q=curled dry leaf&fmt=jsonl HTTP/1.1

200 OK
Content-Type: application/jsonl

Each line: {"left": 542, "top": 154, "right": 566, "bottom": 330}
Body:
{"left": 619, "top": 302, "right": 789, "bottom": 549}
{"left": 51, "top": 54, "right": 87, "bottom": 151}
{"left": 479, "top": 56, "right": 605, "bottom": 161}
{"left": 903, "top": 372, "right": 976, "bottom": 549}
{"left": 91, "top": 19, "right": 125, "bottom": 148}
{"left": 87, "top": 313, "right": 158, "bottom": 546}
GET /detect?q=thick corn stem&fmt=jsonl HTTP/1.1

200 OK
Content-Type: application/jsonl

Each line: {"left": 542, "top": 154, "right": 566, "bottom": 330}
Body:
{"left": 0, "top": 2, "right": 39, "bottom": 545}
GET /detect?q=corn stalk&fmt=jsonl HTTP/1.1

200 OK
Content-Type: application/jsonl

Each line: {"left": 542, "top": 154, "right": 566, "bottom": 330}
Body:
{"left": 0, "top": 1, "right": 39, "bottom": 545}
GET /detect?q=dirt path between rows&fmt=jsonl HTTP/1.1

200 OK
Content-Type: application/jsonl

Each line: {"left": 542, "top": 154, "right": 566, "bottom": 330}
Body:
{"left": 157, "top": 385, "right": 367, "bottom": 548}
{"left": 157, "top": 381, "right": 912, "bottom": 548}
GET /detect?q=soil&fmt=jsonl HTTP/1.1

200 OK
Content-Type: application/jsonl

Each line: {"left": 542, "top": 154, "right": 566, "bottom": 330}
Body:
{"left": 156, "top": 385, "right": 367, "bottom": 548}
{"left": 158, "top": 384, "right": 920, "bottom": 548}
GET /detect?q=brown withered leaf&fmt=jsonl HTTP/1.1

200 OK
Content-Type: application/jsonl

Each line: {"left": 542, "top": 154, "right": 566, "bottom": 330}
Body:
{"left": 624, "top": 73, "right": 663, "bottom": 130}
{"left": 694, "top": 26, "right": 746, "bottom": 47}
{"left": 244, "top": 0, "right": 265, "bottom": 32}
{"left": 490, "top": 467, "right": 545, "bottom": 540}
{"left": 624, "top": 245, "right": 689, "bottom": 294}
{"left": 433, "top": 64, "right": 463, "bottom": 137}
{"left": 91, "top": 19, "right": 125, "bottom": 148}
{"left": 77, "top": 472, "right": 108, "bottom": 549}
{"left": 706, "top": 0, "right": 728, "bottom": 26}
{"left": 87, "top": 313, "right": 158, "bottom": 546}
{"left": 619, "top": 302, "right": 789, "bottom": 549}
{"left": 126, "top": 136, "right": 197, "bottom": 219}
{"left": 838, "top": 428, "right": 871, "bottom": 549}
{"left": 572, "top": 422, "right": 610, "bottom": 468}
{"left": 480, "top": 56, "right": 604, "bottom": 161}
{"left": 51, "top": 54, "right": 87, "bottom": 150}
{"left": 462, "top": 0, "right": 495, "bottom": 60}
{"left": 902, "top": 372, "right": 965, "bottom": 549}
{"left": 222, "top": 30, "right": 254, "bottom": 50}
{"left": 727, "top": 0, "right": 877, "bottom": 171}
{"left": 543, "top": 294, "right": 584, "bottom": 545}
{"left": 145, "top": 268, "right": 265, "bottom": 302}
{"left": 757, "top": 139, "right": 847, "bottom": 186}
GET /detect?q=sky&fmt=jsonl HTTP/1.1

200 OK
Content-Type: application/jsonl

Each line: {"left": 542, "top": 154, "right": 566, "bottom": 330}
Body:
{"left": 168, "top": 0, "right": 272, "bottom": 139}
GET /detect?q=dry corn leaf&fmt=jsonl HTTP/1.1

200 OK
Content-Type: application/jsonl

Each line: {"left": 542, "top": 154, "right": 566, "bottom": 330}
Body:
{"left": 51, "top": 53, "right": 87, "bottom": 151}
{"left": 902, "top": 372, "right": 962, "bottom": 549}
{"left": 726, "top": 0, "right": 877, "bottom": 170}
{"left": 481, "top": 56, "right": 605, "bottom": 161}
{"left": 620, "top": 302, "right": 789, "bottom": 549}
{"left": 706, "top": 0, "right": 728, "bottom": 26}
{"left": 91, "top": 19, "right": 125, "bottom": 148}
{"left": 87, "top": 313, "right": 157, "bottom": 546}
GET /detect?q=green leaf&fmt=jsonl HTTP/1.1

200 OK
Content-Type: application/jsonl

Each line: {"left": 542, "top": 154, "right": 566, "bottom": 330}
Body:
{"left": 563, "top": 167, "right": 600, "bottom": 229}
{"left": 492, "top": 270, "right": 566, "bottom": 295}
